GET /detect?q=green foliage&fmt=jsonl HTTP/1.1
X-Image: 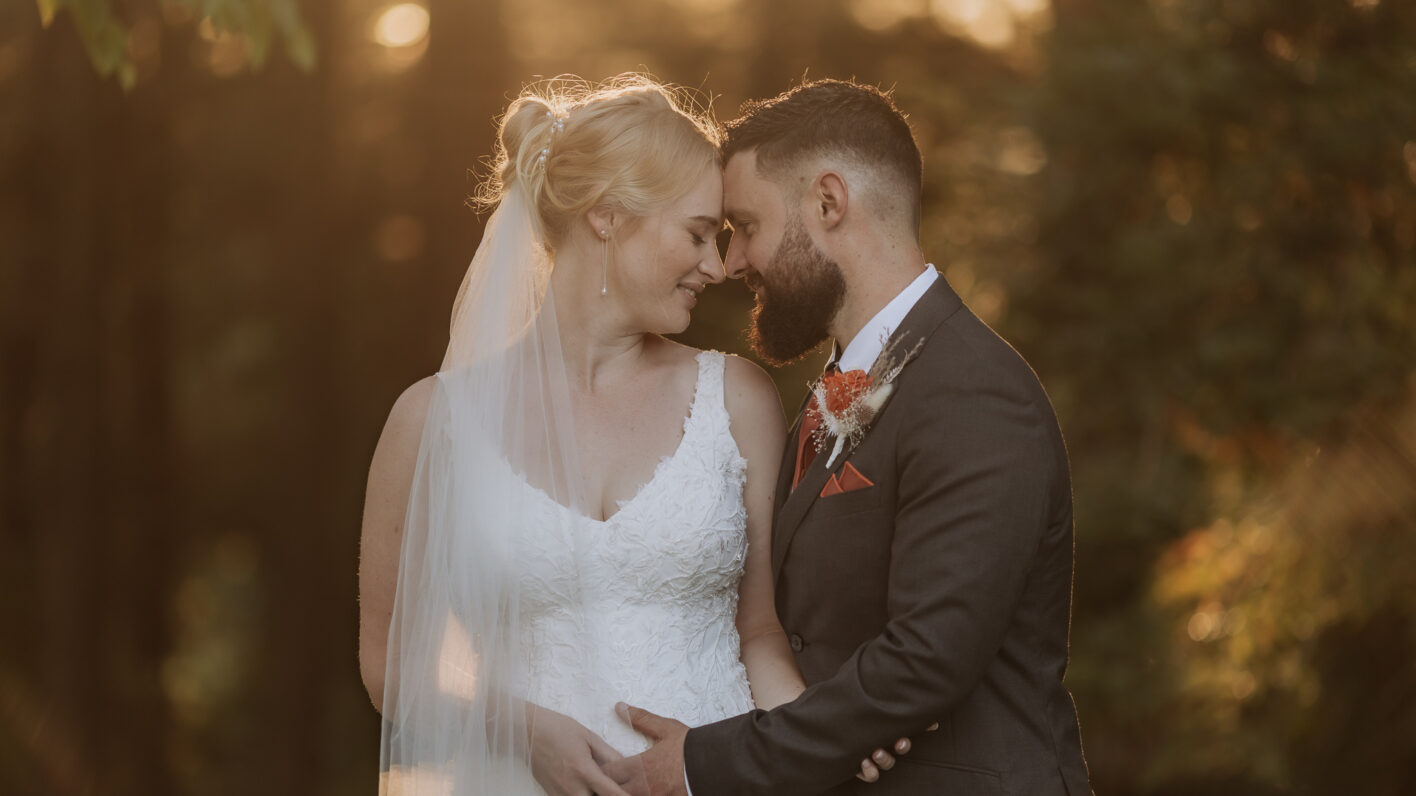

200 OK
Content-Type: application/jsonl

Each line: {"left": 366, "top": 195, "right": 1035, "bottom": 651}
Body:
{"left": 42, "top": 0, "right": 135, "bottom": 87}
{"left": 1002, "top": 0, "right": 1416, "bottom": 790}
{"left": 37, "top": 0, "right": 316, "bottom": 88}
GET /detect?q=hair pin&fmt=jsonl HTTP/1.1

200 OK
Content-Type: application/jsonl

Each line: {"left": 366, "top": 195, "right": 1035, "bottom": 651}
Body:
{"left": 537, "top": 111, "right": 568, "bottom": 171}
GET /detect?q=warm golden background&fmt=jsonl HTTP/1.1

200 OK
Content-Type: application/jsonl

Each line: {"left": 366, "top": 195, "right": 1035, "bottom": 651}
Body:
{"left": 3, "top": 0, "right": 1414, "bottom": 793}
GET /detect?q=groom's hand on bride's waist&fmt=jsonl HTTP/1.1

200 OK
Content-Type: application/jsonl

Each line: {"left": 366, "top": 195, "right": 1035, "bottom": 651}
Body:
{"left": 601, "top": 703, "right": 689, "bottom": 796}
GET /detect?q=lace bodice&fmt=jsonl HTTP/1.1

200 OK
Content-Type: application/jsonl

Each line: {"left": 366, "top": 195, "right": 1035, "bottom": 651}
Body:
{"left": 502, "top": 350, "right": 756, "bottom": 757}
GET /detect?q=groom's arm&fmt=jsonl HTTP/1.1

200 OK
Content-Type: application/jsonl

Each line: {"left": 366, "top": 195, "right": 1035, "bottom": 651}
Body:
{"left": 684, "top": 364, "right": 1060, "bottom": 796}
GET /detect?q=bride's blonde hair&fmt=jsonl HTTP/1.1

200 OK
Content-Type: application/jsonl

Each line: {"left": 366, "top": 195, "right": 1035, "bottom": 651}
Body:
{"left": 477, "top": 74, "right": 721, "bottom": 250}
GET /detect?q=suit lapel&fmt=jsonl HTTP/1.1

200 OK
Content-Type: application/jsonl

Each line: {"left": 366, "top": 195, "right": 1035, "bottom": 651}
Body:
{"left": 772, "top": 415, "right": 800, "bottom": 518}
{"left": 771, "top": 440, "right": 838, "bottom": 576}
{"left": 770, "top": 275, "right": 965, "bottom": 580}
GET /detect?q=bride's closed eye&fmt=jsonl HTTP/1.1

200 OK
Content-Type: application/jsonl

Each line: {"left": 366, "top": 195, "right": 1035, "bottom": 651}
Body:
{"left": 691, "top": 224, "right": 722, "bottom": 247}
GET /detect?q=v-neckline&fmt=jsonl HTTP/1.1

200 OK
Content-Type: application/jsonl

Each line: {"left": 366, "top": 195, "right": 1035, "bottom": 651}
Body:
{"left": 523, "top": 351, "right": 708, "bottom": 526}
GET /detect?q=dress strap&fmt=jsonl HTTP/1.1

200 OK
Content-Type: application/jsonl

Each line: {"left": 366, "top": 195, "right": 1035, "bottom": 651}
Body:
{"left": 680, "top": 350, "right": 748, "bottom": 483}
{"left": 693, "top": 350, "right": 727, "bottom": 422}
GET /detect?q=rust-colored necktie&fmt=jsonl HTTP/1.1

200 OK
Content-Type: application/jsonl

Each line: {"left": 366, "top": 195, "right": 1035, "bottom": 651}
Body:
{"left": 792, "top": 363, "right": 837, "bottom": 491}
{"left": 791, "top": 395, "right": 822, "bottom": 491}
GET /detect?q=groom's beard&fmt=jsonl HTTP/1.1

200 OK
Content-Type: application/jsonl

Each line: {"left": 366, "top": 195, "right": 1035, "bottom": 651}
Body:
{"left": 747, "top": 215, "right": 846, "bottom": 366}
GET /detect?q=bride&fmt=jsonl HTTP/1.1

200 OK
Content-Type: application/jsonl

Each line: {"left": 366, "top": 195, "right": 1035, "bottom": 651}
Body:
{"left": 358, "top": 76, "right": 901, "bottom": 795}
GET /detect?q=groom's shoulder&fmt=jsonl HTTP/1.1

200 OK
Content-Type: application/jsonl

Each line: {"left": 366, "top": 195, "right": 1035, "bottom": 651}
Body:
{"left": 907, "top": 306, "right": 1053, "bottom": 411}
{"left": 898, "top": 276, "right": 1032, "bottom": 376}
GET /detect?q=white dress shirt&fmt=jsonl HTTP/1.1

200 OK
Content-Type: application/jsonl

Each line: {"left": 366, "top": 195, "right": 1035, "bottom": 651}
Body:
{"left": 833, "top": 266, "right": 939, "bottom": 372}
{"left": 684, "top": 265, "right": 939, "bottom": 796}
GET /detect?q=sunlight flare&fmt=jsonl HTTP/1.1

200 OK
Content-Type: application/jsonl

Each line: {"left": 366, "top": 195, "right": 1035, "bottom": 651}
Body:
{"left": 437, "top": 614, "right": 481, "bottom": 701}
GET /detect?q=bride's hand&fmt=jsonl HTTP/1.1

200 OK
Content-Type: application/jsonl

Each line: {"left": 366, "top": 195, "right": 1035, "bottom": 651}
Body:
{"left": 857, "top": 722, "right": 940, "bottom": 783}
{"left": 527, "top": 704, "right": 632, "bottom": 796}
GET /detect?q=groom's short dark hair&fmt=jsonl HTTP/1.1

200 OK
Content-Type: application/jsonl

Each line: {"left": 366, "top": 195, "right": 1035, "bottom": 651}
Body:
{"left": 722, "top": 79, "right": 923, "bottom": 227}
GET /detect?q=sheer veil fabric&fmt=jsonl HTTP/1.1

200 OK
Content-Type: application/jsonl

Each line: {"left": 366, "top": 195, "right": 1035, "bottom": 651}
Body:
{"left": 379, "top": 184, "right": 613, "bottom": 794}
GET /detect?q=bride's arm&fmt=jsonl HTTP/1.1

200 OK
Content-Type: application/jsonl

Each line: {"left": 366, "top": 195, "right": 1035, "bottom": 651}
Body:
{"left": 722, "top": 357, "right": 806, "bottom": 710}
{"left": 358, "top": 377, "right": 435, "bottom": 710}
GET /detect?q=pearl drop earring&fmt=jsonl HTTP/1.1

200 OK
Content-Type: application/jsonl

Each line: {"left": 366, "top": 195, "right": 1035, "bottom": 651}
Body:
{"left": 599, "top": 229, "right": 609, "bottom": 296}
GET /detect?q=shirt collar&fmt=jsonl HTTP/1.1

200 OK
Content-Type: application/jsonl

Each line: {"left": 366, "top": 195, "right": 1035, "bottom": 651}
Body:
{"left": 833, "top": 266, "right": 939, "bottom": 373}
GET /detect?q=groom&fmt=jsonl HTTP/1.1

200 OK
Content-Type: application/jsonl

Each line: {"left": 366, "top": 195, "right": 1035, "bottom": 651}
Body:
{"left": 609, "top": 80, "right": 1092, "bottom": 795}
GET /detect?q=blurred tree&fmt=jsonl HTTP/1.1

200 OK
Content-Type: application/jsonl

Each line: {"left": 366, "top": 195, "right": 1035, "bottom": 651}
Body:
{"left": 5, "top": 9, "right": 186, "bottom": 793}
{"left": 1012, "top": 0, "right": 1416, "bottom": 791}
{"left": 36, "top": 0, "right": 315, "bottom": 88}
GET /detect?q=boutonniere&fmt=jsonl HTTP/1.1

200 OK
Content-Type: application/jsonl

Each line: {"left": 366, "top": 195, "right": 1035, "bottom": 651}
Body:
{"left": 808, "top": 336, "right": 924, "bottom": 469}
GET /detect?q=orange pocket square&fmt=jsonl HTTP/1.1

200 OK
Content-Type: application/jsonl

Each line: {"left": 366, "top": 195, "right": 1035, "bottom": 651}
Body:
{"left": 820, "top": 461, "right": 875, "bottom": 498}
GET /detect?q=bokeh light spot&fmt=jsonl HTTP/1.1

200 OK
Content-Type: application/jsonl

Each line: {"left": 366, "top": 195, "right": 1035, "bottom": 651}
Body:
{"left": 1167, "top": 194, "right": 1194, "bottom": 225}
{"left": 374, "top": 4, "right": 431, "bottom": 49}
{"left": 1188, "top": 609, "right": 1219, "bottom": 642}
{"left": 850, "top": 0, "right": 926, "bottom": 32}
{"left": 196, "top": 19, "right": 250, "bottom": 77}
{"left": 375, "top": 214, "right": 427, "bottom": 263}
{"left": 996, "top": 126, "right": 1047, "bottom": 175}
{"left": 1231, "top": 671, "right": 1257, "bottom": 700}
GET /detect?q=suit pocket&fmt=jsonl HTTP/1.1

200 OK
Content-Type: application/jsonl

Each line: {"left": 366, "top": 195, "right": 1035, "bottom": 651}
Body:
{"left": 886, "top": 758, "right": 1003, "bottom": 794}
{"left": 814, "top": 484, "right": 880, "bottom": 516}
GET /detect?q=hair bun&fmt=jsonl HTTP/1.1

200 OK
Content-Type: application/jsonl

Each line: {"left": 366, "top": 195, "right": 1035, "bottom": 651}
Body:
{"left": 500, "top": 97, "right": 556, "bottom": 166}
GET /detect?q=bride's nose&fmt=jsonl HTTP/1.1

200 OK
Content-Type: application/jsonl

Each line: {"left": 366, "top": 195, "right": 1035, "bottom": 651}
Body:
{"left": 700, "top": 244, "right": 726, "bottom": 285}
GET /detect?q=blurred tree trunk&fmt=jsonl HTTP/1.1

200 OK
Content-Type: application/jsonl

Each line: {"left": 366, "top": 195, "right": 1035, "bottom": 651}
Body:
{"left": 252, "top": 0, "right": 340, "bottom": 789}
{"left": 94, "top": 60, "right": 177, "bottom": 793}
{"left": 250, "top": 0, "right": 511, "bottom": 789}
{"left": 21, "top": 13, "right": 177, "bottom": 795}
{"left": 0, "top": 19, "right": 43, "bottom": 793}
{"left": 27, "top": 25, "right": 106, "bottom": 794}
{"left": 418, "top": 0, "right": 512, "bottom": 346}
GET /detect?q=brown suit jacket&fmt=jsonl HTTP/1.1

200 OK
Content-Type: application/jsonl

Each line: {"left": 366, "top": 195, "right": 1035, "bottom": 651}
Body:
{"left": 684, "top": 275, "right": 1091, "bottom": 795}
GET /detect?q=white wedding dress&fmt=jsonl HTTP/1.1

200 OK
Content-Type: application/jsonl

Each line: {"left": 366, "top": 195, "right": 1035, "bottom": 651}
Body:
{"left": 490, "top": 350, "right": 756, "bottom": 791}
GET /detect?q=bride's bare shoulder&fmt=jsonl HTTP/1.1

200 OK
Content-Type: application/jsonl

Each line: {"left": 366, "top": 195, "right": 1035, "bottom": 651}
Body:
{"left": 385, "top": 376, "right": 438, "bottom": 437}
{"left": 720, "top": 351, "right": 773, "bottom": 388}
{"left": 368, "top": 376, "right": 437, "bottom": 483}
{"left": 720, "top": 354, "right": 785, "bottom": 438}
{"left": 644, "top": 340, "right": 781, "bottom": 427}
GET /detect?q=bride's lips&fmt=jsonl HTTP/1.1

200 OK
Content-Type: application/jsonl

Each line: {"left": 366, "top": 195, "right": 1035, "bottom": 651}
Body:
{"left": 678, "top": 281, "right": 705, "bottom": 307}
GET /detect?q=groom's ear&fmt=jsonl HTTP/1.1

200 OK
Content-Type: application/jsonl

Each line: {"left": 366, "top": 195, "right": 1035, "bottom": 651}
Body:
{"left": 813, "top": 171, "right": 849, "bottom": 232}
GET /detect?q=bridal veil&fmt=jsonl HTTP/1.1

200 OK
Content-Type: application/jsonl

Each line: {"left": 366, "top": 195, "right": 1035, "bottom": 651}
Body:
{"left": 378, "top": 136, "right": 591, "bottom": 794}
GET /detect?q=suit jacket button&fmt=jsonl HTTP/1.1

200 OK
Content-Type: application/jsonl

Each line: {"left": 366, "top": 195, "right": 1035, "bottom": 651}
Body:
{"left": 789, "top": 633, "right": 804, "bottom": 652}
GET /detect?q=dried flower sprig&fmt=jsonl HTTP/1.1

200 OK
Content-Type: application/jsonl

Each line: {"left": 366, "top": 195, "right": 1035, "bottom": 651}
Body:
{"left": 807, "top": 334, "right": 924, "bottom": 469}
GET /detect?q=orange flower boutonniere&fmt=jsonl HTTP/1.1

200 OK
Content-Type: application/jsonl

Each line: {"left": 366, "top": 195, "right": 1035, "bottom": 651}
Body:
{"left": 807, "top": 335, "right": 924, "bottom": 468}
